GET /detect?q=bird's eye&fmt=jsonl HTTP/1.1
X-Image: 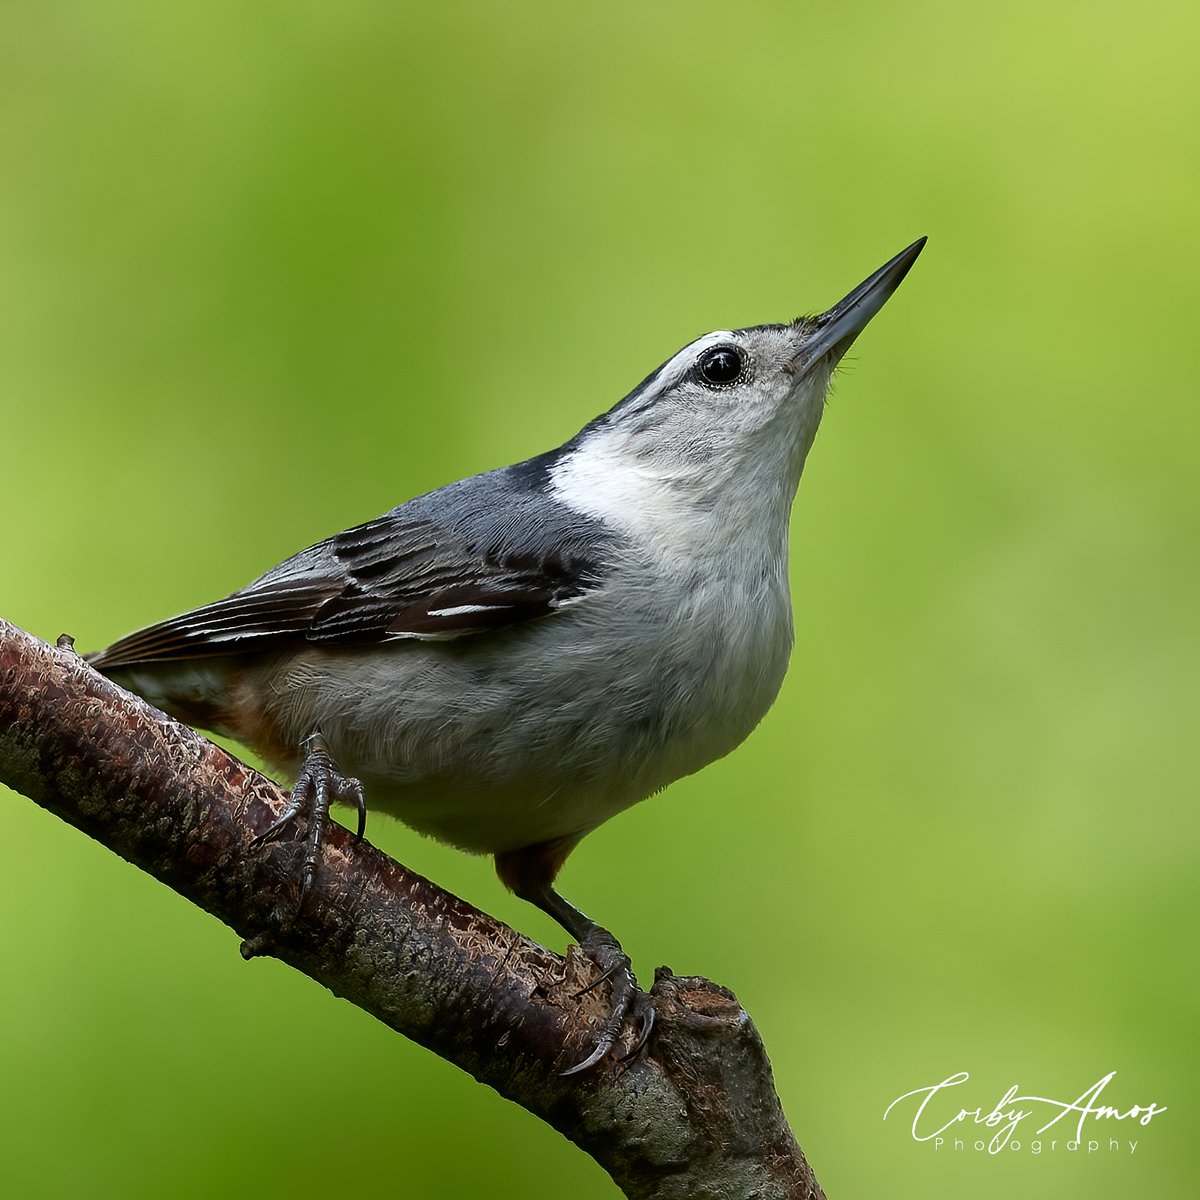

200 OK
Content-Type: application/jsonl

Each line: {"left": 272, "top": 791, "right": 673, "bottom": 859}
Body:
{"left": 697, "top": 345, "right": 746, "bottom": 387}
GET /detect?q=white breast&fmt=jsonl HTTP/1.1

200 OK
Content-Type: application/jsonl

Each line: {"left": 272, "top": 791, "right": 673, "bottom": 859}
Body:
{"left": 248, "top": 526, "right": 793, "bottom": 858}
{"left": 253, "top": 430, "right": 803, "bottom": 856}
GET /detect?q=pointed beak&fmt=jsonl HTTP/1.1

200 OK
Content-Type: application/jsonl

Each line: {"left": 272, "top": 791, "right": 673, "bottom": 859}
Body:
{"left": 797, "top": 236, "right": 927, "bottom": 367}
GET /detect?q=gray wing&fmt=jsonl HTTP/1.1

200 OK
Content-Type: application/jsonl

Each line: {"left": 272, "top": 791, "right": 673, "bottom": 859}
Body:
{"left": 90, "top": 460, "right": 614, "bottom": 669}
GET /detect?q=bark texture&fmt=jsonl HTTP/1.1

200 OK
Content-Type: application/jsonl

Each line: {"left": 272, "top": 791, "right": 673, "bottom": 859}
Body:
{"left": 0, "top": 617, "right": 825, "bottom": 1200}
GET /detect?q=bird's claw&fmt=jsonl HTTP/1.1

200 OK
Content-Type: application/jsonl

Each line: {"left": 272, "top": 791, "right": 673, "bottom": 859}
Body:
{"left": 618, "top": 996, "right": 656, "bottom": 1062}
{"left": 251, "top": 734, "right": 366, "bottom": 906}
{"left": 561, "top": 928, "right": 655, "bottom": 1076}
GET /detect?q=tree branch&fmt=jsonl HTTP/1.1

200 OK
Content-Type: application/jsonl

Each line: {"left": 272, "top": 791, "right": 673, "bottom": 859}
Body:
{"left": 0, "top": 617, "right": 824, "bottom": 1200}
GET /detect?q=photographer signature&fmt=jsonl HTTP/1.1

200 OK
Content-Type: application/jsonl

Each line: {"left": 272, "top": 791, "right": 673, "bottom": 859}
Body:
{"left": 884, "top": 1070, "right": 1166, "bottom": 1154}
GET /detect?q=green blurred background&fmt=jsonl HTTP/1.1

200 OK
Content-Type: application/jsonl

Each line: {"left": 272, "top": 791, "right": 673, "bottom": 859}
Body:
{"left": 2, "top": 2, "right": 1196, "bottom": 1197}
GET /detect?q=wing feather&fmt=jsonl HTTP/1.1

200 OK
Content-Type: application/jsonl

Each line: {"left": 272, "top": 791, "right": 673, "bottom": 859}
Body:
{"left": 89, "top": 507, "right": 605, "bottom": 671}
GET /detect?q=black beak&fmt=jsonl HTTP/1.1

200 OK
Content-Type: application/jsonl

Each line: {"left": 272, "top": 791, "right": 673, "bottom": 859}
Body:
{"left": 799, "top": 237, "right": 926, "bottom": 365}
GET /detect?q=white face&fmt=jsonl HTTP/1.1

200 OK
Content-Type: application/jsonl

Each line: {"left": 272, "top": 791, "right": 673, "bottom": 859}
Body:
{"left": 552, "top": 240, "right": 924, "bottom": 544}
{"left": 588, "top": 238, "right": 926, "bottom": 485}
{"left": 592, "top": 321, "right": 838, "bottom": 483}
{"left": 549, "top": 321, "right": 841, "bottom": 557}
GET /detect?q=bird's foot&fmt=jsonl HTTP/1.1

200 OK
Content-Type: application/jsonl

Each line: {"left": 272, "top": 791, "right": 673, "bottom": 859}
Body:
{"left": 562, "top": 927, "right": 656, "bottom": 1076}
{"left": 251, "top": 731, "right": 366, "bottom": 906}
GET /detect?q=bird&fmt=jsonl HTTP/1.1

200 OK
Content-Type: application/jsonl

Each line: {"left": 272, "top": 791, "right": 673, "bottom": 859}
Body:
{"left": 88, "top": 237, "right": 926, "bottom": 1072}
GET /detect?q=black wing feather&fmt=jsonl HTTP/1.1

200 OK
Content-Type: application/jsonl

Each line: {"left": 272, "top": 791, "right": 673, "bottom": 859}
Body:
{"left": 89, "top": 507, "right": 604, "bottom": 671}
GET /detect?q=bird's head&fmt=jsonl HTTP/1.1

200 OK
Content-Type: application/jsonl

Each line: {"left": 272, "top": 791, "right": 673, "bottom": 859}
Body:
{"left": 552, "top": 239, "right": 926, "bottom": 540}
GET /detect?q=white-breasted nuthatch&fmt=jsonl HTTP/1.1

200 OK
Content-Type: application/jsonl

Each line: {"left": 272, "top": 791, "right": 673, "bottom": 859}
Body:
{"left": 90, "top": 238, "right": 926, "bottom": 1070}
